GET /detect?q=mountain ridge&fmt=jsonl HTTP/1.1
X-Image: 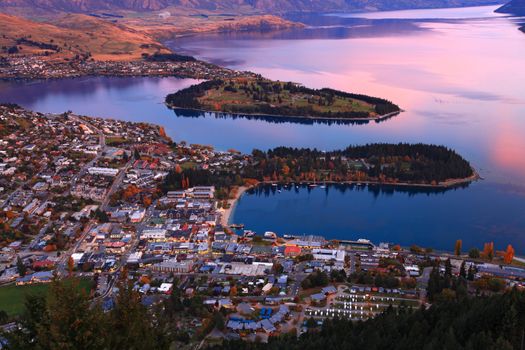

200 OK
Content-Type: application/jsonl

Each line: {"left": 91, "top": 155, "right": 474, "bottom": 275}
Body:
{"left": 0, "top": 0, "right": 504, "bottom": 14}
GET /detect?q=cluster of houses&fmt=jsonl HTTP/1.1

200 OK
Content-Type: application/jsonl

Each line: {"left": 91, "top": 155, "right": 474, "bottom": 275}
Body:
{"left": 0, "top": 55, "right": 255, "bottom": 80}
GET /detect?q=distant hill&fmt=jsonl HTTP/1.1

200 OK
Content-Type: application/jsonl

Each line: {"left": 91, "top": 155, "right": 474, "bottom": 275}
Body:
{"left": 0, "top": 13, "right": 169, "bottom": 60}
{"left": 0, "top": 0, "right": 503, "bottom": 14}
{"left": 496, "top": 0, "right": 525, "bottom": 15}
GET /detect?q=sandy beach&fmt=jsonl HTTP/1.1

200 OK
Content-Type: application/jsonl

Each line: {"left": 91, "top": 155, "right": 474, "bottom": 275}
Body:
{"left": 220, "top": 185, "right": 250, "bottom": 227}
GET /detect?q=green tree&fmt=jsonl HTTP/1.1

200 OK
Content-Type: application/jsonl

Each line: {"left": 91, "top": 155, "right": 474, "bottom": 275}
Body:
{"left": 469, "top": 248, "right": 480, "bottom": 259}
{"left": 459, "top": 261, "right": 467, "bottom": 279}
{"left": 16, "top": 256, "right": 26, "bottom": 277}
{"left": 107, "top": 271, "right": 169, "bottom": 350}
{"left": 5, "top": 278, "right": 107, "bottom": 350}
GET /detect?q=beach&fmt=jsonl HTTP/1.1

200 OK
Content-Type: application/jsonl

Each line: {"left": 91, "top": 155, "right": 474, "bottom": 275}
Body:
{"left": 220, "top": 185, "right": 250, "bottom": 227}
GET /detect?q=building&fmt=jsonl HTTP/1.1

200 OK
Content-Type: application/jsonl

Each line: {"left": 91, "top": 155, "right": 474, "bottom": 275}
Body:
{"left": 88, "top": 167, "right": 119, "bottom": 177}
{"left": 312, "top": 248, "right": 346, "bottom": 262}
{"left": 284, "top": 245, "right": 302, "bottom": 257}
{"left": 151, "top": 259, "right": 193, "bottom": 273}
{"left": 140, "top": 229, "right": 167, "bottom": 241}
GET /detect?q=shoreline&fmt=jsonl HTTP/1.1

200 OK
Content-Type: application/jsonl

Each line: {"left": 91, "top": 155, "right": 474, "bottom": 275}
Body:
{"left": 166, "top": 105, "right": 402, "bottom": 123}
{"left": 220, "top": 185, "right": 251, "bottom": 227}
{"left": 221, "top": 170, "right": 479, "bottom": 228}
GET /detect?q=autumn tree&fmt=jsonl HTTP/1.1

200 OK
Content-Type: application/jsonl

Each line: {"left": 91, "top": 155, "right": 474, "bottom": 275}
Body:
{"left": 482, "top": 242, "right": 495, "bottom": 261}
{"left": 503, "top": 244, "right": 515, "bottom": 264}
{"left": 454, "top": 239, "right": 462, "bottom": 256}
{"left": 67, "top": 256, "right": 75, "bottom": 277}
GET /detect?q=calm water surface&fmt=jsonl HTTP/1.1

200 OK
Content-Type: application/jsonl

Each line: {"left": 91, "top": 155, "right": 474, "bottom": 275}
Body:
{"left": 1, "top": 5, "right": 525, "bottom": 251}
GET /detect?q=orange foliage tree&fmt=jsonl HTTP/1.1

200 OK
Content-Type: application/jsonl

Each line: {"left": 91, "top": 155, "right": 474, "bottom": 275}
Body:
{"left": 454, "top": 239, "right": 462, "bottom": 256}
{"left": 482, "top": 242, "right": 494, "bottom": 260}
{"left": 504, "top": 244, "right": 515, "bottom": 264}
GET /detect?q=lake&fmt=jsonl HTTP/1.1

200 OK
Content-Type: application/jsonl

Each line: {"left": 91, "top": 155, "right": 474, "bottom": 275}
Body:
{"left": 232, "top": 183, "right": 525, "bottom": 253}
{"left": 1, "top": 5, "right": 524, "bottom": 252}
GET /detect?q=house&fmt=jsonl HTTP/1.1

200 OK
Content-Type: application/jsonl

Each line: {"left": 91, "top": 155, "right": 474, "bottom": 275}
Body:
{"left": 237, "top": 302, "right": 255, "bottom": 315}
{"left": 16, "top": 271, "right": 54, "bottom": 285}
{"left": 322, "top": 285, "right": 338, "bottom": 295}
{"left": 141, "top": 229, "right": 167, "bottom": 241}
{"left": 310, "top": 293, "right": 327, "bottom": 304}
{"left": 284, "top": 245, "right": 302, "bottom": 257}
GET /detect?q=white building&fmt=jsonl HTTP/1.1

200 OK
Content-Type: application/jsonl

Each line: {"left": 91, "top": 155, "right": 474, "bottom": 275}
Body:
{"left": 88, "top": 167, "right": 119, "bottom": 177}
{"left": 140, "top": 229, "right": 167, "bottom": 240}
{"left": 312, "top": 248, "right": 346, "bottom": 262}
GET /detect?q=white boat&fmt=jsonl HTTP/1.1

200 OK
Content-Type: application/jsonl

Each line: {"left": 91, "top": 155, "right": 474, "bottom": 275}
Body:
{"left": 264, "top": 231, "right": 277, "bottom": 239}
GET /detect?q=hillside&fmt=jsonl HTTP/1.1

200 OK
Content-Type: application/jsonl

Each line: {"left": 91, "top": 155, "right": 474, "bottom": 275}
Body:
{"left": 0, "top": 0, "right": 503, "bottom": 14}
{"left": 0, "top": 12, "right": 169, "bottom": 61}
{"left": 496, "top": 0, "right": 525, "bottom": 15}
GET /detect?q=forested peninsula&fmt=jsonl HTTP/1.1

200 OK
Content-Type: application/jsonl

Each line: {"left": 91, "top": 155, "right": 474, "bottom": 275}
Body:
{"left": 165, "top": 78, "right": 401, "bottom": 121}
{"left": 162, "top": 143, "right": 476, "bottom": 193}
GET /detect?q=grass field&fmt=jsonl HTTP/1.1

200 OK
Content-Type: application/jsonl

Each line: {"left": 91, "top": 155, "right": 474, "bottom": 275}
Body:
{"left": 0, "top": 279, "right": 92, "bottom": 317}
{"left": 198, "top": 80, "right": 375, "bottom": 117}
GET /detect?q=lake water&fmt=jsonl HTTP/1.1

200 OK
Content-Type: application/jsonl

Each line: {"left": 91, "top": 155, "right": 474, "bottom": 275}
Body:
{"left": 1, "top": 5, "right": 524, "bottom": 252}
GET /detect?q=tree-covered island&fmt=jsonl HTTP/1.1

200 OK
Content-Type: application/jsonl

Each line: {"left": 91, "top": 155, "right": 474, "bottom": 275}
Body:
{"left": 165, "top": 78, "right": 401, "bottom": 120}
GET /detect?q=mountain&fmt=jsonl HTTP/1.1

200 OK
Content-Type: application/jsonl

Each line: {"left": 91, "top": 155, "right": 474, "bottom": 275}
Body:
{"left": 496, "top": 0, "right": 525, "bottom": 15}
{"left": 0, "top": 0, "right": 504, "bottom": 14}
{"left": 0, "top": 12, "right": 169, "bottom": 60}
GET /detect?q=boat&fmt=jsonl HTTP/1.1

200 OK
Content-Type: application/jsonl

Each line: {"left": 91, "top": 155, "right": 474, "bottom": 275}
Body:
{"left": 243, "top": 230, "right": 255, "bottom": 238}
{"left": 278, "top": 189, "right": 282, "bottom": 193}
{"left": 230, "top": 223, "right": 245, "bottom": 229}
{"left": 309, "top": 184, "right": 318, "bottom": 188}
{"left": 264, "top": 231, "right": 277, "bottom": 240}
{"left": 283, "top": 234, "right": 297, "bottom": 240}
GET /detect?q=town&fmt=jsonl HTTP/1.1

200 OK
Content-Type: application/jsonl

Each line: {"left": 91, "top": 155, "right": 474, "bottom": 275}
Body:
{"left": 0, "top": 104, "right": 523, "bottom": 347}
{"left": 0, "top": 55, "right": 254, "bottom": 80}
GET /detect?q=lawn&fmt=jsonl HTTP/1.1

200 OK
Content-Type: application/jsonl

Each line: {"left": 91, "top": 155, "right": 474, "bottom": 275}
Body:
{"left": 0, "top": 278, "right": 92, "bottom": 317}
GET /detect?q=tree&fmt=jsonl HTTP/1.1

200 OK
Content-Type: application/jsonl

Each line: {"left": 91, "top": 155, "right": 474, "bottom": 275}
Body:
{"left": 0, "top": 309, "right": 8, "bottom": 324}
{"left": 459, "top": 261, "right": 467, "bottom": 279}
{"left": 16, "top": 256, "right": 26, "bottom": 277}
{"left": 107, "top": 270, "right": 169, "bottom": 350}
{"left": 133, "top": 148, "right": 141, "bottom": 160}
{"left": 469, "top": 248, "right": 480, "bottom": 259}
{"left": 454, "top": 239, "right": 462, "bottom": 256}
{"left": 272, "top": 262, "right": 284, "bottom": 274}
{"left": 5, "top": 278, "right": 108, "bottom": 349}
{"left": 67, "top": 256, "right": 75, "bottom": 277}
{"left": 467, "top": 265, "right": 475, "bottom": 281}
{"left": 212, "top": 311, "right": 225, "bottom": 331}
{"left": 482, "top": 242, "right": 494, "bottom": 260}
{"left": 503, "top": 244, "right": 515, "bottom": 264}
{"left": 427, "top": 266, "right": 442, "bottom": 302}
{"left": 445, "top": 259, "right": 452, "bottom": 278}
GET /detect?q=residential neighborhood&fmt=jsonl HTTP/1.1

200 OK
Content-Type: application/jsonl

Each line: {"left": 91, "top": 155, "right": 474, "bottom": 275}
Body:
{"left": 1, "top": 103, "right": 524, "bottom": 346}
